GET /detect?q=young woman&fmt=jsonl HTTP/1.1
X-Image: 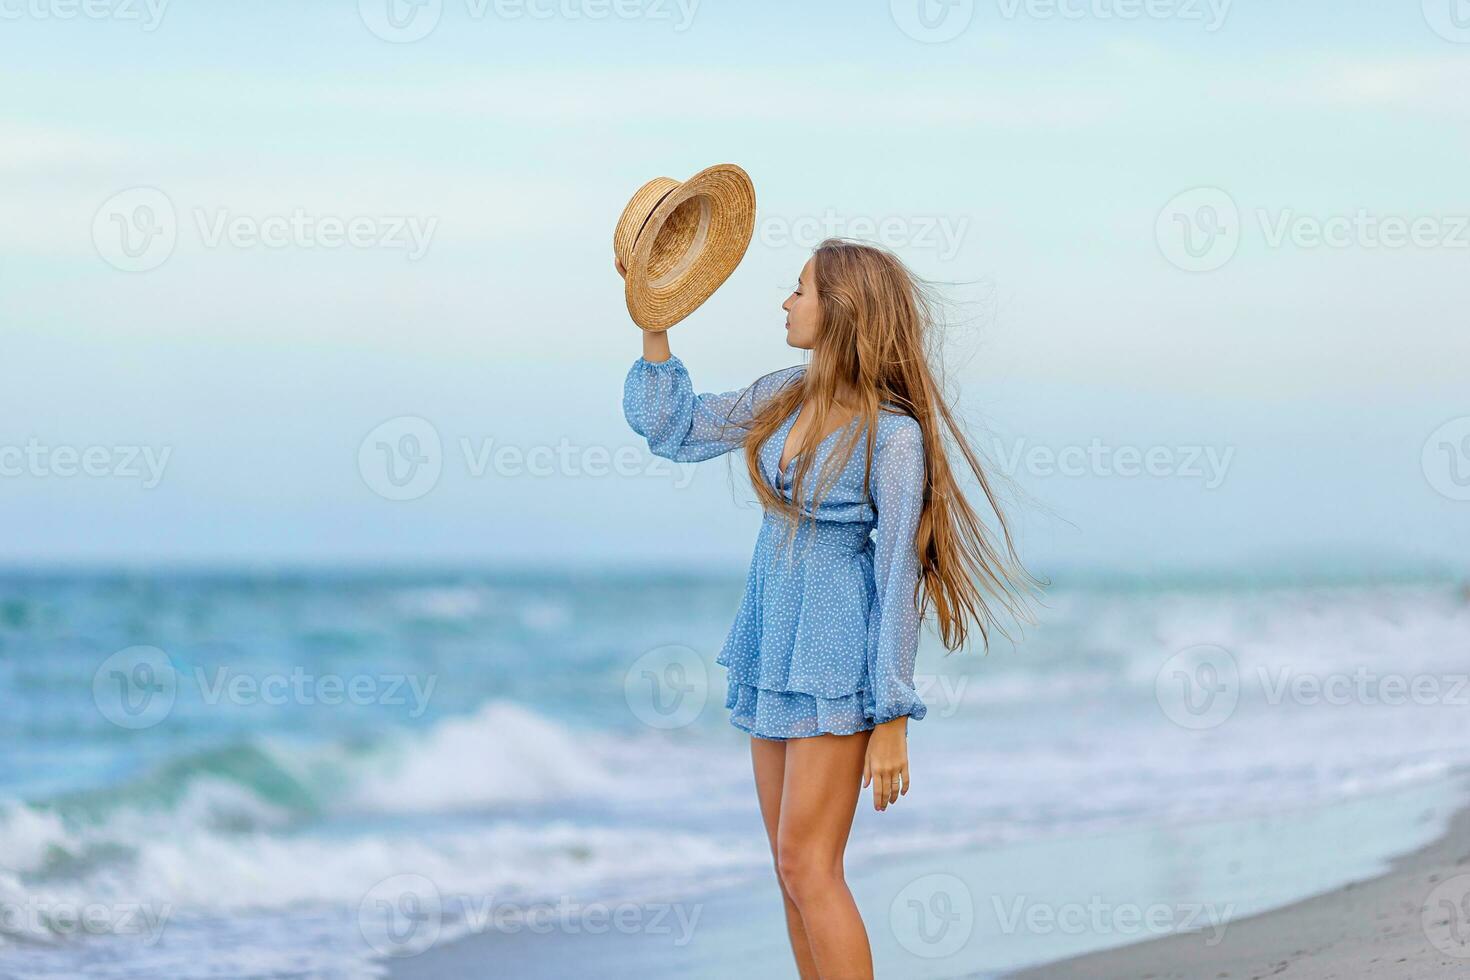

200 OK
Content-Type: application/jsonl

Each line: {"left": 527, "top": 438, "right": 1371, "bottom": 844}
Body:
{"left": 620, "top": 239, "right": 1037, "bottom": 979}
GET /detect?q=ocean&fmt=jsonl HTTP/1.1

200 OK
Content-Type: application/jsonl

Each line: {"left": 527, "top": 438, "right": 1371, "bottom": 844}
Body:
{"left": 2, "top": 570, "right": 1468, "bottom": 978}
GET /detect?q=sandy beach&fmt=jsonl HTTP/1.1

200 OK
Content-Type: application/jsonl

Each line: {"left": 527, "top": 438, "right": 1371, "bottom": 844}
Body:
{"left": 1007, "top": 800, "right": 1470, "bottom": 980}
{"left": 384, "top": 778, "right": 1470, "bottom": 979}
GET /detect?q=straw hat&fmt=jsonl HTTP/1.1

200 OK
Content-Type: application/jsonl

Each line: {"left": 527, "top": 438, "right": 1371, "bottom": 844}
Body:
{"left": 613, "top": 163, "right": 757, "bottom": 332}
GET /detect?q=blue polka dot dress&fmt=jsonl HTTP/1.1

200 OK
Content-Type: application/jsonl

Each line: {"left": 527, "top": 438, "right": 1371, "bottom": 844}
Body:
{"left": 623, "top": 354, "right": 929, "bottom": 741}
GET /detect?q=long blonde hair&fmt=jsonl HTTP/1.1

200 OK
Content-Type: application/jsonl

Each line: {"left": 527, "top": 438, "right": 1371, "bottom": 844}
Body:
{"left": 739, "top": 239, "right": 1040, "bottom": 652}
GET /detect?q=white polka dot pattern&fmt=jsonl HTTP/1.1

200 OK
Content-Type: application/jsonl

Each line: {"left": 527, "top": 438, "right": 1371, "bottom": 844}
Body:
{"left": 623, "top": 354, "right": 929, "bottom": 741}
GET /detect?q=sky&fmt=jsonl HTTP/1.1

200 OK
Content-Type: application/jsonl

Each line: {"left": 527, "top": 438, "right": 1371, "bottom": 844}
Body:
{"left": 2, "top": 0, "right": 1467, "bottom": 576}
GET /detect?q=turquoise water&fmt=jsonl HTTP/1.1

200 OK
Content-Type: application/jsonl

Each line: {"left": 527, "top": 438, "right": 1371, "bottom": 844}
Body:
{"left": 2, "top": 571, "right": 1469, "bottom": 978}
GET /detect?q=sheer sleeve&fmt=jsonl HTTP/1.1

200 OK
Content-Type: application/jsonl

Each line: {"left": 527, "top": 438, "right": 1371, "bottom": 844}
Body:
{"left": 622, "top": 354, "right": 803, "bottom": 463}
{"left": 866, "top": 416, "right": 930, "bottom": 726}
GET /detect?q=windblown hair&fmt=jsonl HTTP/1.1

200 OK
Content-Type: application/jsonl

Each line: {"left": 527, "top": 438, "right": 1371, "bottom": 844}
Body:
{"left": 738, "top": 239, "right": 1040, "bottom": 652}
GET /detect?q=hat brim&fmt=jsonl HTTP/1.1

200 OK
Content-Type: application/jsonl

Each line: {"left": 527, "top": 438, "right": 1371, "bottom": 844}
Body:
{"left": 624, "top": 164, "right": 756, "bottom": 332}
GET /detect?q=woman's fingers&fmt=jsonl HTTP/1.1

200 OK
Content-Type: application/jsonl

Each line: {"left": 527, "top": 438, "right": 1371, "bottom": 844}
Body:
{"left": 869, "top": 768, "right": 910, "bottom": 811}
{"left": 873, "top": 771, "right": 904, "bottom": 811}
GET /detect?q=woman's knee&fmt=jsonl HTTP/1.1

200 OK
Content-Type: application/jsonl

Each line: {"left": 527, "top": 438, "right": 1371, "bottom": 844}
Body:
{"left": 776, "top": 842, "right": 841, "bottom": 902}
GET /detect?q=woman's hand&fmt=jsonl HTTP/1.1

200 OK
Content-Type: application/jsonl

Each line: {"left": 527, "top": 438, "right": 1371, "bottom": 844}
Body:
{"left": 863, "top": 718, "right": 910, "bottom": 812}
{"left": 621, "top": 253, "right": 672, "bottom": 358}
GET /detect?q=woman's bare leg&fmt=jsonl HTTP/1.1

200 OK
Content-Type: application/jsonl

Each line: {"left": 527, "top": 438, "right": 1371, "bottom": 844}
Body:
{"left": 751, "top": 736, "right": 819, "bottom": 979}
{"left": 776, "top": 731, "right": 873, "bottom": 980}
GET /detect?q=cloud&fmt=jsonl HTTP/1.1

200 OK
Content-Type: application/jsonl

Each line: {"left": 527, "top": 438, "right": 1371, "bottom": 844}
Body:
{"left": 1250, "top": 56, "right": 1470, "bottom": 117}
{"left": 0, "top": 122, "right": 130, "bottom": 173}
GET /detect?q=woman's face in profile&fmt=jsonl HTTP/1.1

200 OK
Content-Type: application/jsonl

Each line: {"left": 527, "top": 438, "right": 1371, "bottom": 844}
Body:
{"left": 782, "top": 257, "right": 821, "bottom": 350}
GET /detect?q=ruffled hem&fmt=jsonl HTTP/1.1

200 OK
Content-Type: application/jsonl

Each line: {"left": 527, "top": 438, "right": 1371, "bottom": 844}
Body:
{"left": 725, "top": 680, "right": 875, "bottom": 741}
